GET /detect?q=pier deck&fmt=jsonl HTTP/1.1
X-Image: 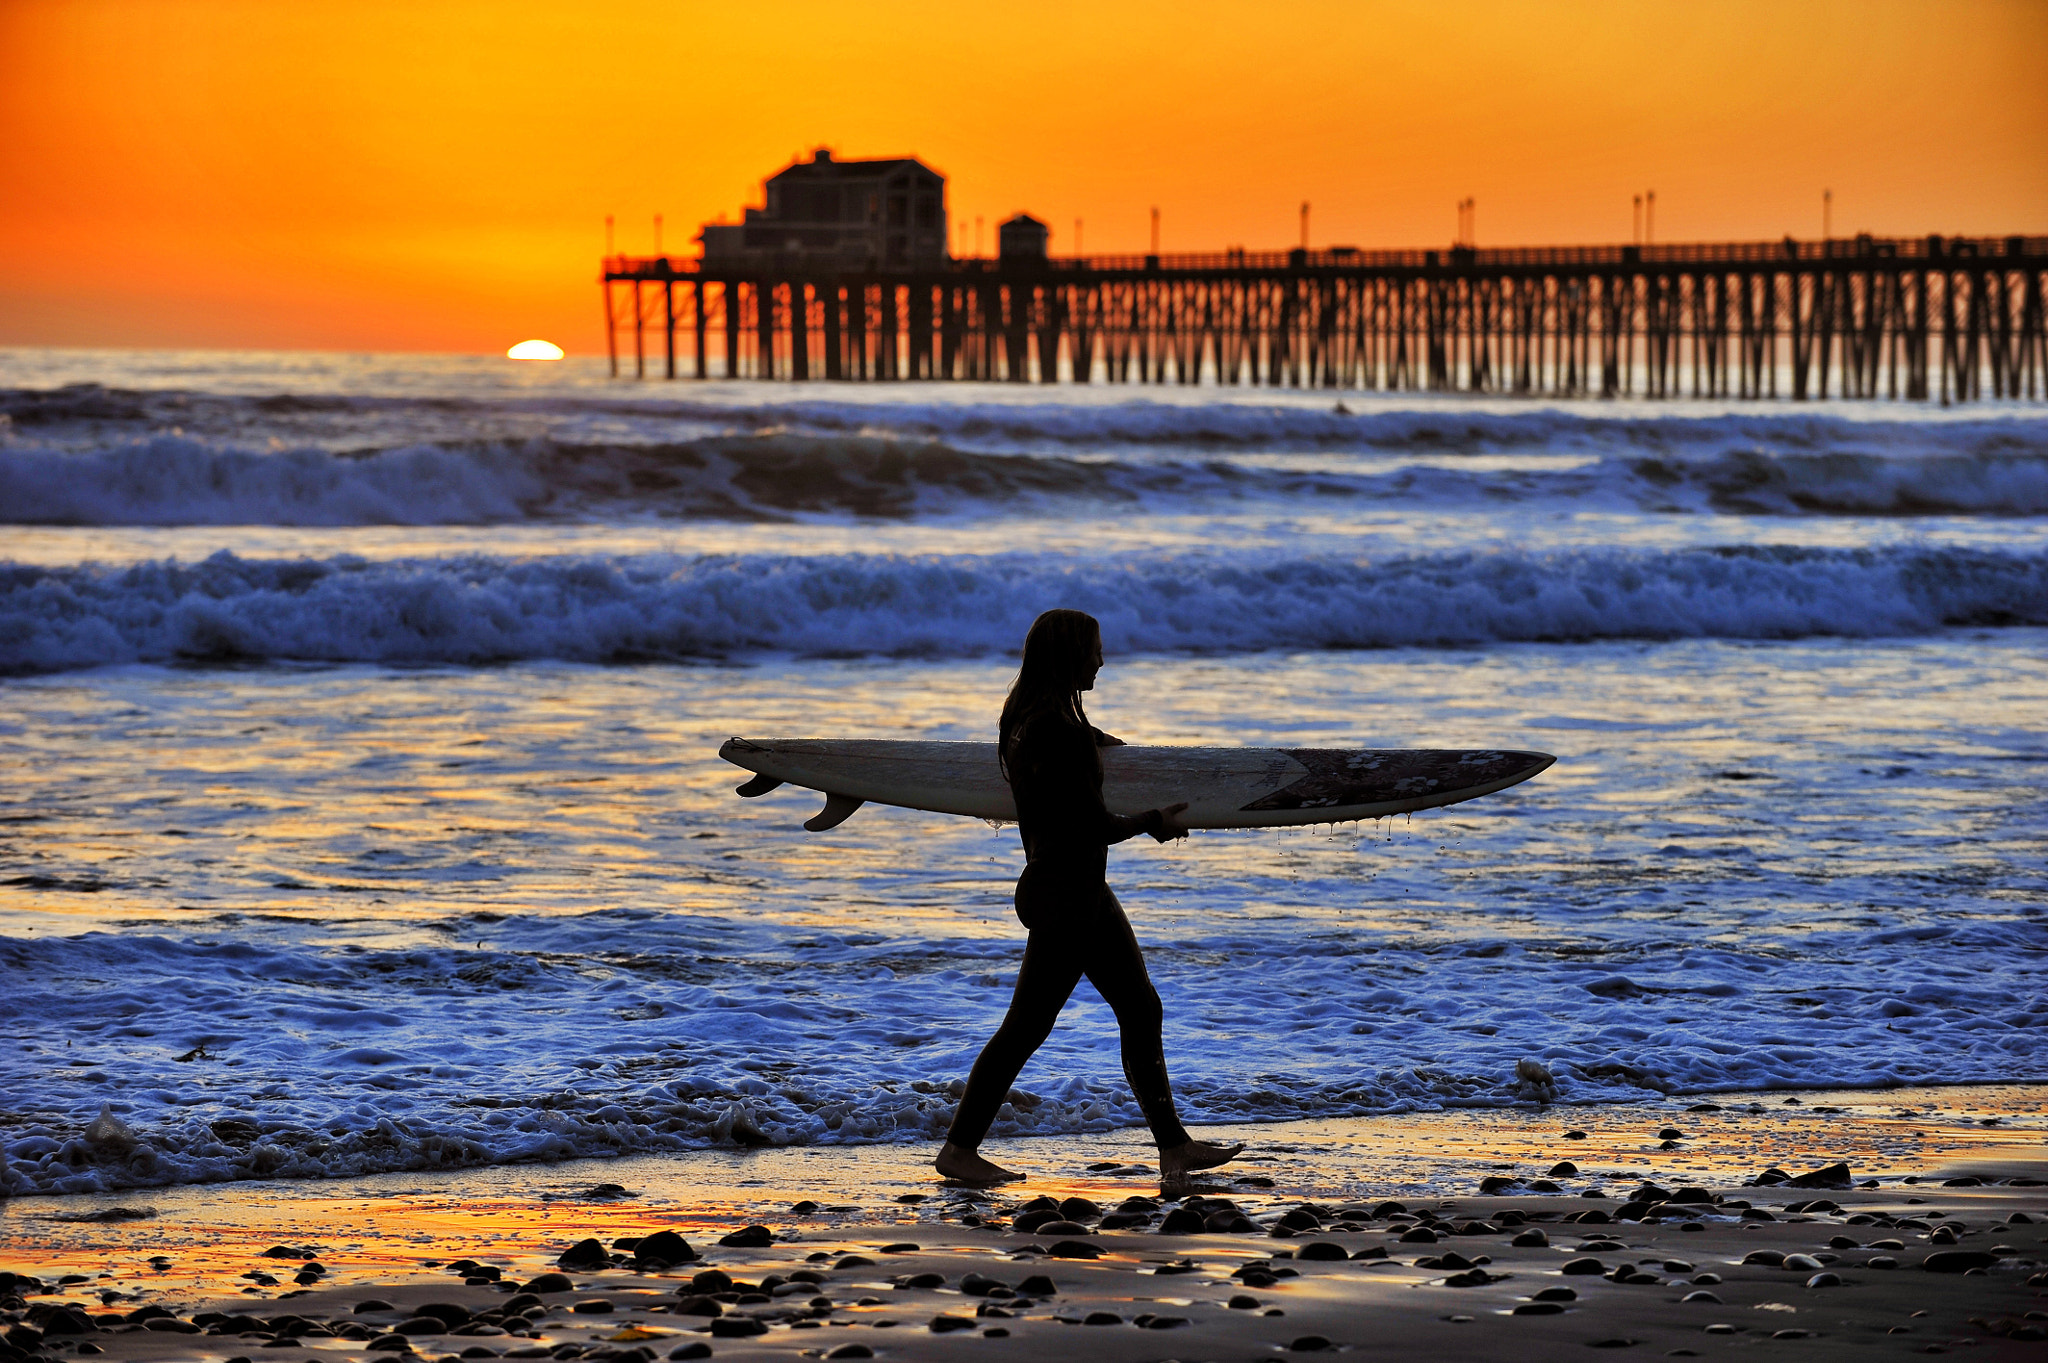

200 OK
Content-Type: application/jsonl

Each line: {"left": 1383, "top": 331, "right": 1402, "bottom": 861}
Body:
{"left": 601, "top": 235, "right": 2046, "bottom": 401}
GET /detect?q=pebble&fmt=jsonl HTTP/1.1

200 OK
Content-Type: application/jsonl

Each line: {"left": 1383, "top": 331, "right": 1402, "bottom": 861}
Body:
{"left": 555, "top": 1239, "right": 609, "bottom": 1271}
{"left": 1228, "top": 1295, "right": 1260, "bottom": 1310}
{"left": 1297, "top": 1243, "right": 1348, "bottom": 1261}
{"left": 1785, "top": 1162, "right": 1852, "bottom": 1189}
{"left": 709, "top": 1317, "right": 766, "bottom": 1337}
{"left": 877, "top": 1242, "right": 919, "bottom": 1254}
{"left": 669, "top": 1345, "right": 713, "bottom": 1360}
{"left": 823, "top": 1347, "right": 872, "bottom": 1360}
{"left": 1548, "top": 1162, "right": 1579, "bottom": 1177}
{"left": 518, "top": 1274, "right": 572, "bottom": 1294}
{"left": 1513, "top": 1303, "right": 1564, "bottom": 1315}
{"left": 1922, "top": 1250, "right": 1997, "bottom": 1273}
{"left": 633, "top": 1231, "right": 697, "bottom": 1266}
{"left": 1511, "top": 1229, "right": 1549, "bottom": 1248}
{"left": 718, "top": 1226, "right": 772, "bottom": 1248}
{"left": 1805, "top": 1273, "right": 1842, "bottom": 1288}
{"left": 1561, "top": 1258, "right": 1606, "bottom": 1276}
{"left": 1081, "top": 1311, "right": 1122, "bottom": 1326}
{"left": 930, "top": 1315, "right": 975, "bottom": 1332}
{"left": 1288, "top": 1336, "right": 1333, "bottom": 1352}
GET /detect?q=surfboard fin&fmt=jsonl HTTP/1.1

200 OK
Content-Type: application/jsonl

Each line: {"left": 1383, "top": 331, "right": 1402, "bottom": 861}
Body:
{"left": 734, "top": 773, "right": 783, "bottom": 798}
{"left": 803, "top": 792, "right": 865, "bottom": 832}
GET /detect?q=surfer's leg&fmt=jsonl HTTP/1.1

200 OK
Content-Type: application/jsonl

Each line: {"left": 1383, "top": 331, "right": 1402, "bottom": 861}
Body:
{"left": 938, "top": 929, "right": 1084, "bottom": 1180}
{"left": 1082, "top": 894, "right": 1193, "bottom": 1151}
{"left": 1086, "top": 894, "right": 1245, "bottom": 1180}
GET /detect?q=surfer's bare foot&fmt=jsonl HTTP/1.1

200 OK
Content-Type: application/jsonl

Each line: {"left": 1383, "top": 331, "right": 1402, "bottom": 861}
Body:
{"left": 1160, "top": 1138, "right": 1246, "bottom": 1180}
{"left": 935, "top": 1142, "right": 1023, "bottom": 1184}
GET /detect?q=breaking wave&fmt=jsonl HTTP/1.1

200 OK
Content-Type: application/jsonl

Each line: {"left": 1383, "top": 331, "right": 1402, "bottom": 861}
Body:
{"left": 5, "top": 544, "right": 2043, "bottom": 674}
{"left": 4, "top": 430, "right": 2048, "bottom": 525}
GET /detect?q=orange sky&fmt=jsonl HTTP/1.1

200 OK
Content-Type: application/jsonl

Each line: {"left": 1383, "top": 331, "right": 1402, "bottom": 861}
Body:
{"left": 3, "top": 0, "right": 2044, "bottom": 355}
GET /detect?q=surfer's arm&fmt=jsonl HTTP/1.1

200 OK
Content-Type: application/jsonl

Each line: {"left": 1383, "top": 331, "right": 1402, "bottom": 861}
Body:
{"left": 1102, "top": 807, "right": 1160, "bottom": 845}
{"left": 1018, "top": 715, "right": 1171, "bottom": 849}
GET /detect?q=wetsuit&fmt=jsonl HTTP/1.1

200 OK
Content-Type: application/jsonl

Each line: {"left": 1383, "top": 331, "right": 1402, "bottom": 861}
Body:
{"left": 944, "top": 709, "right": 1191, "bottom": 1151}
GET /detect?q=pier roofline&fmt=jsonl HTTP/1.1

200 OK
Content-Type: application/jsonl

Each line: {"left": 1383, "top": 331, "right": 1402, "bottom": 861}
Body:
{"left": 599, "top": 233, "right": 2047, "bottom": 401}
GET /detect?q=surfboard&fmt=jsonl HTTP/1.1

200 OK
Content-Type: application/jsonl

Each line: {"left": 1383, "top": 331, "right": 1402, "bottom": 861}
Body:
{"left": 719, "top": 737, "right": 1553, "bottom": 832}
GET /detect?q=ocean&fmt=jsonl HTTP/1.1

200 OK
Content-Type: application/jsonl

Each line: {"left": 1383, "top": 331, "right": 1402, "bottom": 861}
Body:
{"left": 1, "top": 348, "right": 2042, "bottom": 1197}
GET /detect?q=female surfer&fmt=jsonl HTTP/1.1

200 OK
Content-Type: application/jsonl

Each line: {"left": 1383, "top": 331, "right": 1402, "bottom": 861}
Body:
{"left": 936, "top": 608, "right": 1245, "bottom": 1184}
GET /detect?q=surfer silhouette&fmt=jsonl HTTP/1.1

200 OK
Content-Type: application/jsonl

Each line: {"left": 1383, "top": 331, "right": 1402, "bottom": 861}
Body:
{"left": 936, "top": 608, "right": 1245, "bottom": 1185}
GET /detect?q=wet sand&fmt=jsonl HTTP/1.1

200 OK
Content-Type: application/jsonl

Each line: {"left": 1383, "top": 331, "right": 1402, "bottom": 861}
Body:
{"left": 3, "top": 1085, "right": 2044, "bottom": 1361}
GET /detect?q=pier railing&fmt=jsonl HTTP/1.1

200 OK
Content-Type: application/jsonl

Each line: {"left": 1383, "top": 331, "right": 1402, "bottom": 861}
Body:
{"left": 600, "top": 234, "right": 2047, "bottom": 401}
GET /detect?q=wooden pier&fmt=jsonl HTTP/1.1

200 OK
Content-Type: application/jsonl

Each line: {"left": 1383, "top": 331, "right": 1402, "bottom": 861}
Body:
{"left": 601, "top": 234, "right": 2046, "bottom": 401}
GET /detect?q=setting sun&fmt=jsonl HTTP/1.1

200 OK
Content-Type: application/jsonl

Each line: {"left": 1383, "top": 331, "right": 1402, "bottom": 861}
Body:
{"left": 506, "top": 339, "right": 565, "bottom": 360}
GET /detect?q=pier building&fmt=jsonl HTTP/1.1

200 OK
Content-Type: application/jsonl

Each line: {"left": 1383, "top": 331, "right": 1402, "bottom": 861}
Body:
{"left": 696, "top": 149, "right": 946, "bottom": 271}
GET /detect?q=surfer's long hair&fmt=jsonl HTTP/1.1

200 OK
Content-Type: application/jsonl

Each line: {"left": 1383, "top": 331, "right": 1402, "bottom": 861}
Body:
{"left": 999, "top": 609, "right": 1100, "bottom": 781}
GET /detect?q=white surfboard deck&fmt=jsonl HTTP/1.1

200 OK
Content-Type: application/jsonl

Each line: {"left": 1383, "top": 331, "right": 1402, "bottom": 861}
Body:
{"left": 719, "top": 738, "right": 1553, "bottom": 832}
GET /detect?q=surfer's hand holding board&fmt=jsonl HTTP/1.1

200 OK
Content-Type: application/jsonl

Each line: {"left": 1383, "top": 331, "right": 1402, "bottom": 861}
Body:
{"left": 723, "top": 609, "right": 1551, "bottom": 1188}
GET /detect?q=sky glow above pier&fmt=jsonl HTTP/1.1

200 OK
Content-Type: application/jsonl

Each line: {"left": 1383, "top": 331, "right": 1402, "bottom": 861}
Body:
{"left": 1, "top": 0, "right": 2043, "bottom": 352}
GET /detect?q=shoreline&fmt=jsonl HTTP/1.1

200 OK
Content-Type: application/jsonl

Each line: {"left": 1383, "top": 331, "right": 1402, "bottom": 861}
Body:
{"left": 3, "top": 1084, "right": 2043, "bottom": 1360}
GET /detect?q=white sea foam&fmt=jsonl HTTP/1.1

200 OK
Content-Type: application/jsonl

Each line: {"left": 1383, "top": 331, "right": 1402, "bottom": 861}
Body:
{"left": 2, "top": 909, "right": 2039, "bottom": 1195}
{"left": 3, "top": 544, "right": 2042, "bottom": 674}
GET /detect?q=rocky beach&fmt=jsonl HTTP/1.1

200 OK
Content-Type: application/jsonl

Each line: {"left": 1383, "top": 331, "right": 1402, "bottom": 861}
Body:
{"left": 4, "top": 1086, "right": 2043, "bottom": 1362}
